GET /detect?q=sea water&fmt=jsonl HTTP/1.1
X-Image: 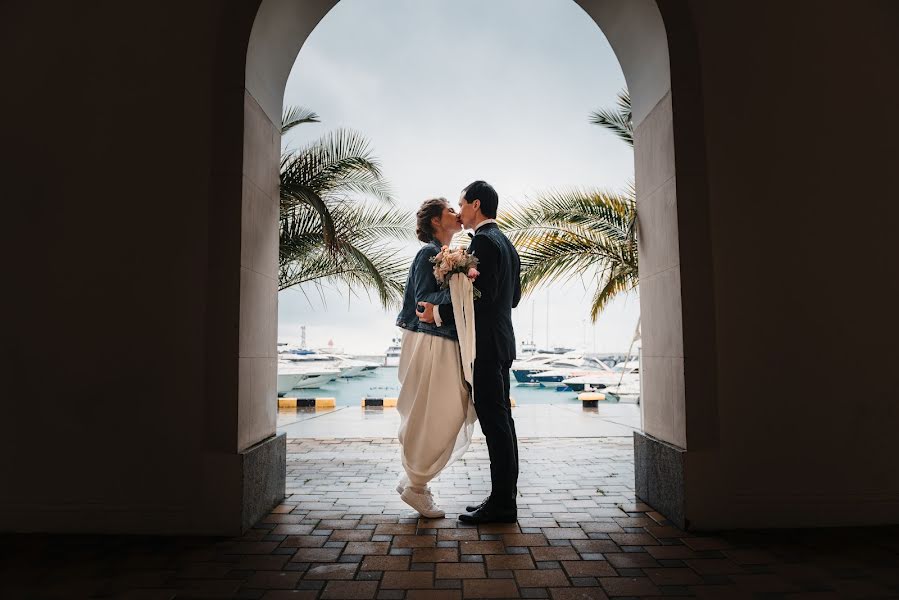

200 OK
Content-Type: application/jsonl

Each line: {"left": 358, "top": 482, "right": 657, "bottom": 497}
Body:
{"left": 299, "top": 366, "right": 585, "bottom": 406}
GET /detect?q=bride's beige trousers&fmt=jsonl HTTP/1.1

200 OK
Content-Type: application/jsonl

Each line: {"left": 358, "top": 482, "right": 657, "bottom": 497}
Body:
{"left": 396, "top": 330, "right": 474, "bottom": 489}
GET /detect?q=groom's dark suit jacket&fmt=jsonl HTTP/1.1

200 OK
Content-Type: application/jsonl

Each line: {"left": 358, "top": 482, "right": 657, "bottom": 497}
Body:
{"left": 439, "top": 222, "right": 521, "bottom": 362}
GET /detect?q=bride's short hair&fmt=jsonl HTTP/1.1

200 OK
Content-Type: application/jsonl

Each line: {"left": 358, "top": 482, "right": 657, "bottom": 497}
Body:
{"left": 416, "top": 197, "right": 448, "bottom": 243}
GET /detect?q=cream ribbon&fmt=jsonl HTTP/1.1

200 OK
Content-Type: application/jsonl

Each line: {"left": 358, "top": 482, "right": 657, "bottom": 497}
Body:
{"left": 449, "top": 273, "right": 476, "bottom": 390}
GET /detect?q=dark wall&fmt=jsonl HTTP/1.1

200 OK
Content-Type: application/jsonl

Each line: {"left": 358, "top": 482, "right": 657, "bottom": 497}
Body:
{"left": 681, "top": 0, "right": 899, "bottom": 526}
{"left": 1, "top": 0, "right": 897, "bottom": 532}
{"left": 0, "top": 1, "right": 260, "bottom": 533}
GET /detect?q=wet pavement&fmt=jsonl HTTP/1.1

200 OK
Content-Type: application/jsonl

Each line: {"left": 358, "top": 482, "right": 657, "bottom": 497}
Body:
{"left": 4, "top": 436, "right": 898, "bottom": 599}
{"left": 277, "top": 404, "right": 642, "bottom": 439}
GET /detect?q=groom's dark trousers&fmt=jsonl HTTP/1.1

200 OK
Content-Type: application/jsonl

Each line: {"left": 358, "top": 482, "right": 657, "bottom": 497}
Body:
{"left": 473, "top": 357, "right": 519, "bottom": 507}
{"left": 438, "top": 222, "right": 522, "bottom": 510}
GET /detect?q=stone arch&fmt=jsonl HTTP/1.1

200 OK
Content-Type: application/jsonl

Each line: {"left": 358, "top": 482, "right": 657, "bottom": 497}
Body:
{"left": 240, "top": 0, "right": 716, "bottom": 527}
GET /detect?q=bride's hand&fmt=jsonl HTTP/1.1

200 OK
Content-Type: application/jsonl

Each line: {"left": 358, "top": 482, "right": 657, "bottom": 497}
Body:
{"left": 416, "top": 302, "right": 436, "bottom": 323}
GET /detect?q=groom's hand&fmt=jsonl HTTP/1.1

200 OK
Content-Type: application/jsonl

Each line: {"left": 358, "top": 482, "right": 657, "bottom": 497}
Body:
{"left": 416, "top": 302, "right": 435, "bottom": 323}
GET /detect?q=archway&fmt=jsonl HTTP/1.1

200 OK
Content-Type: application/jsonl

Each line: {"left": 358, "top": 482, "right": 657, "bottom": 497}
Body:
{"left": 5, "top": 0, "right": 899, "bottom": 543}
{"left": 240, "top": 0, "right": 716, "bottom": 529}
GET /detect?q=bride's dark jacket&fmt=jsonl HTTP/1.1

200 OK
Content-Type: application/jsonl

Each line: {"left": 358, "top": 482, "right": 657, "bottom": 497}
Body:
{"left": 395, "top": 239, "right": 458, "bottom": 341}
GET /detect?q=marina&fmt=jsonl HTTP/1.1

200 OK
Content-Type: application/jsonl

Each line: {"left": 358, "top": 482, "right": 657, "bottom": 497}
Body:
{"left": 278, "top": 365, "right": 638, "bottom": 406}
{"left": 276, "top": 340, "right": 641, "bottom": 406}
{"left": 275, "top": 338, "right": 644, "bottom": 443}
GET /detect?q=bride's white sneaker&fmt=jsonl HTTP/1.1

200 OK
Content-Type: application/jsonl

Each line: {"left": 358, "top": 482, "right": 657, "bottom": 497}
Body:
{"left": 400, "top": 487, "right": 445, "bottom": 518}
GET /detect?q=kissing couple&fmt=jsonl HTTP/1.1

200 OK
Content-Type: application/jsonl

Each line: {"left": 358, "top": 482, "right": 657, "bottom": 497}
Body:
{"left": 394, "top": 180, "right": 522, "bottom": 524}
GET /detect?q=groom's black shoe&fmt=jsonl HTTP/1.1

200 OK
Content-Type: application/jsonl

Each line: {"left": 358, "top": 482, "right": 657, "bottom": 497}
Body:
{"left": 458, "top": 504, "right": 517, "bottom": 525}
{"left": 465, "top": 497, "right": 490, "bottom": 513}
{"left": 466, "top": 489, "right": 517, "bottom": 513}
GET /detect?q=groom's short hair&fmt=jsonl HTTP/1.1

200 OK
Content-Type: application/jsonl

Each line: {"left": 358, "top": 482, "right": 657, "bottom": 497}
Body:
{"left": 462, "top": 180, "right": 498, "bottom": 218}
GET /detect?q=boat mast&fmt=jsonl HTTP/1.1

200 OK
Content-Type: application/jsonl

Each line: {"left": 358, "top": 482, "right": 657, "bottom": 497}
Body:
{"left": 545, "top": 289, "right": 550, "bottom": 349}
{"left": 530, "top": 301, "right": 535, "bottom": 344}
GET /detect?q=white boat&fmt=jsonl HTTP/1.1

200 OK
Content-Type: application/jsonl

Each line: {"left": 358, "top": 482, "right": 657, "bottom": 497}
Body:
{"left": 562, "top": 371, "right": 639, "bottom": 392}
{"left": 511, "top": 353, "right": 559, "bottom": 370}
{"left": 613, "top": 359, "right": 640, "bottom": 373}
{"left": 512, "top": 352, "right": 608, "bottom": 384}
{"left": 278, "top": 347, "right": 377, "bottom": 378}
{"left": 360, "top": 363, "right": 379, "bottom": 374}
{"left": 277, "top": 370, "right": 306, "bottom": 395}
{"left": 292, "top": 367, "right": 341, "bottom": 389}
{"left": 562, "top": 355, "right": 641, "bottom": 401}
{"left": 330, "top": 357, "right": 378, "bottom": 378}
{"left": 519, "top": 340, "right": 537, "bottom": 358}
{"left": 277, "top": 361, "right": 341, "bottom": 394}
{"left": 603, "top": 379, "right": 642, "bottom": 401}
{"left": 384, "top": 336, "right": 401, "bottom": 367}
{"left": 313, "top": 344, "right": 380, "bottom": 374}
{"left": 510, "top": 353, "right": 565, "bottom": 383}
{"left": 532, "top": 359, "right": 616, "bottom": 386}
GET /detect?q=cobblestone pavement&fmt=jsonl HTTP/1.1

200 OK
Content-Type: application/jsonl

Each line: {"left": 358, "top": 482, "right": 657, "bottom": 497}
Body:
{"left": 2, "top": 438, "right": 899, "bottom": 599}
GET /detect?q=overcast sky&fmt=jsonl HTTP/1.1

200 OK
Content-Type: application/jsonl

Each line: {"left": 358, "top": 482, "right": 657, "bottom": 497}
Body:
{"left": 278, "top": 0, "right": 639, "bottom": 355}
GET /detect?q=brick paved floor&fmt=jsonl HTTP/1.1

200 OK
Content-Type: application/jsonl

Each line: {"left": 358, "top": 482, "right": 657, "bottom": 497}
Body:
{"left": 2, "top": 438, "right": 899, "bottom": 599}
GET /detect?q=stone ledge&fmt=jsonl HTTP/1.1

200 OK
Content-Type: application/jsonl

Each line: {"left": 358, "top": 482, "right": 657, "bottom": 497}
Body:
{"left": 634, "top": 431, "right": 686, "bottom": 529}
{"left": 240, "top": 432, "right": 286, "bottom": 532}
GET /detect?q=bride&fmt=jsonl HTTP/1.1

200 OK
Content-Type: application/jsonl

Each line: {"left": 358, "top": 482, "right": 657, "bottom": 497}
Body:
{"left": 394, "top": 197, "right": 477, "bottom": 518}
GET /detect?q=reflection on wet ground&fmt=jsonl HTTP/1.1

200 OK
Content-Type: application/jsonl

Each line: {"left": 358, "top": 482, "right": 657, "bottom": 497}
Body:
{"left": 277, "top": 403, "right": 641, "bottom": 438}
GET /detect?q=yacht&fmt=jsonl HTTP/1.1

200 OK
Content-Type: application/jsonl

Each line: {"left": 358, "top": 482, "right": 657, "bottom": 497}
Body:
{"left": 562, "top": 357, "right": 641, "bottom": 401}
{"left": 536, "top": 346, "right": 577, "bottom": 355}
{"left": 532, "top": 359, "right": 615, "bottom": 386}
{"left": 613, "top": 359, "right": 640, "bottom": 373}
{"left": 519, "top": 340, "right": 537, "bottom": 358}
{"left": 511, "top": 352, "right": 604, "bottom": 384}
{"left": 360, "top": 363, "right": 379, "bottom": 374}
{"left": 277, "top": 360, "right": 341, "bottom": 395}
{"left": 292, "top": 367, "right": 341, "bottom": 389}
{"left": 510, "top": 353, "right": 562, "bottom": 384}
{"left": 384, "top": 336, "right": 402, "bottom": 367}
{"left": 312, "top": 342, "right": 382, "bottom": 374}
{"left": 330, "top": 357, "right": 379, "bottom": 378}
{"left": 277, "top": 367, "right": 305, "bottom": 395}
{"left": 278, "top": 344, "right": 377, "bottom": 378}
{"left": 562, "top": 371, "right": 639, "bottom": 392}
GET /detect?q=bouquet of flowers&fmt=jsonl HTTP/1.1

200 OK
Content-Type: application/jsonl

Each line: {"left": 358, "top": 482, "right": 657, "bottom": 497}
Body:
{"left": 430, "top": 246, "right": 481, "bottom": 299}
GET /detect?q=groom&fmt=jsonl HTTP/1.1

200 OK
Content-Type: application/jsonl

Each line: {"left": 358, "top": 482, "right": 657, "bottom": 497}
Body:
{"left": 417, "top": 180, "right": 522, "bottom": 524}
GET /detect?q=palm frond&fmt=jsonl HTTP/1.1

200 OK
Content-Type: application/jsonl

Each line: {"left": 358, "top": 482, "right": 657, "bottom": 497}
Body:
{"left": 451, "top": 230, "right": 471, "bottom": 249}
{"left": 279, "top": 213, "right": 327, "bottom": 267}
{"left": 335, "top": 203, "right": 417, "bottom": 246}
{"left": 277, "top": 115, "right": 408, "bottom": 308}
{"left": 589, "top": 89, "right": 633, "bottom": 147}
{"left": 281, "top": 105, "right": 320, "bottom": 135}
{"left": 516, "top": 229, "right": 633, "bottom": 292}
{"left": 333, "top": 239, "right": 407, "bottom": 309}
{"left": 281, "top": 200, "right": 414, "bottom": 255}
{"left": 290, "top": 129, "right": 393, "bottom": 204}
{"left": 279, "top": 127, "right": 396, "bottom": 254}
{"left": 590, "top": 269, "right": 636, "bottom": 321}
{"left": 279, "top": 180, "right": 338, "bottom": 251}
{"left": 279, "top": 195, "right": 412, "bottom": 308}
{"left": 499, "top": 186, "right": 638, "bottom": 320}
{"left": 502, "top": 188, "right": 634, "bottom": 243}
{"left": 279, "top": 234, "right": 410, "bottom": 310}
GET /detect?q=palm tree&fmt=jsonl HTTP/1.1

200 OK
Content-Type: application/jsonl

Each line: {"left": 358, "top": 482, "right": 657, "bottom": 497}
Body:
{"left": 499, "top": 89, "right": 636, "bottom": 320}
{"left": 279, "top": 106, "right": 414, "bottom": 308}
{"left": 589, "top": 89, "right": 633, "bottom": 148}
